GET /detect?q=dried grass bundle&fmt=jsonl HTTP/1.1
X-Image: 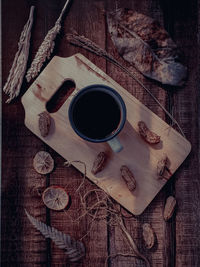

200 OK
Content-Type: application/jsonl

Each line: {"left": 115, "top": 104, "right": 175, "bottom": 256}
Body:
{"left": 26, "top": 0, "right": 71, "bottom": 82}
{"left": 25, "top": 209, "right": 85, "bottom": 262}
{"left": 3, "top": 6, "right": 35, "bottom": 103}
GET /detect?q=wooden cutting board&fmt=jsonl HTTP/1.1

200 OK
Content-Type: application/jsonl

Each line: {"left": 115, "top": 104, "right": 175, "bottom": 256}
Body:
{"left": 21, "top": 53, "right": 191, "bottom": 215}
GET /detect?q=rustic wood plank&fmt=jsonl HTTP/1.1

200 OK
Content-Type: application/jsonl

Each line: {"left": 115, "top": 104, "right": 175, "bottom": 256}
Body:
{"left": 105, "top": 1, "right": 171, "bottom": 266}
{"left": 159, "top": 2, "right": 179, "bottom": 266}
{"left": 47, "top": 0, "right": 109, "bottom": 266}
{"left": 1, "top": 0, "right": 55, "bottom": 265}
{"left": 160, "top": 1, "right": 200, "bottom": 266}
{"left": 2, "top": 0, "right": 200, "bottom": 266}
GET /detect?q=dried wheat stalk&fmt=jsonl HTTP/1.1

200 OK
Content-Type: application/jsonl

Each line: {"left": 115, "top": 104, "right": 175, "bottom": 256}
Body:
{"left": 3, "top": 6, "right": 35, "bottom": 103}
{"left": 26, "top": 0, "right": 71, "bottom": 82}
{"left": 66, "top": 32, "right": 185, "bottom": 137}
{"left": 25, "top": 209, "right": 85, "bottom": 262}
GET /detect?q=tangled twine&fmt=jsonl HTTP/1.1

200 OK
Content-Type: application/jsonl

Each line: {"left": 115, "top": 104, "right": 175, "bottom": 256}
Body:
{"left": 64, "top": 160, "right": 151, "bottom": 267}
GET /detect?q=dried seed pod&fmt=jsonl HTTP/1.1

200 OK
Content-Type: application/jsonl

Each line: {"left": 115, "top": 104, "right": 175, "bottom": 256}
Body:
{"left": 164, "top": 196, "right": 176, "bottom": 221}
{"left": 138, "top": 121, "right": 160, "bottom": 144}
{"left": 91, "top": 152, "right": 107, "bottom": 175}
{"left": 157, "top": 154, "right": 171, "bottom": 180}
{"left": 33, "top": 151, "right": 54, "bottom": 174}
{"left": 38, "top": 111, "right": 51, "bottom": 137}
{"left": 142, "top": 223, "right": 155, "bottom": 249}
{"left": 120, "top": 165, "right": 136, "bottom": 193}
{"left": 157, "top": 155, "right": 168, "bottom": 176}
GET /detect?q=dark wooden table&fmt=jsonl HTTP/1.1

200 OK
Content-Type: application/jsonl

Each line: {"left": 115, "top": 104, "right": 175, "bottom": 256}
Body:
{"left": 2, "top": 0, "right": 200, "bottom": 266}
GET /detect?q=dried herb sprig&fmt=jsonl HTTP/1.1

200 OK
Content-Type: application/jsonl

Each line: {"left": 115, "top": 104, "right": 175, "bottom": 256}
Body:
{"left": 25, "top": 209, "right": 85, "bottom": 262}
{"left": 26, "top": 0, "right": 71, "bottom": 82}
{"left": 66, "top": 32, "right": 185, "bottom": 137}
{"left": 3, "top": 6, "right": 35, "bottom": 103}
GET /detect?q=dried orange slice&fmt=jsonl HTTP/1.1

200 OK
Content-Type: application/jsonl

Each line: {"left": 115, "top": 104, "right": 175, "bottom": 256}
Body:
{"left": 33, "top": 151, "right": 54, "bottom": 174}
{"left": 42, "top": 186, "right": 69, "bottom": 210}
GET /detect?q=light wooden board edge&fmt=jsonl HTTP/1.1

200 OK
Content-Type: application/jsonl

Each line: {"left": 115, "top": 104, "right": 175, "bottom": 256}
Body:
{"left": 21, "top": 53, "right": 191, "bottom": 215}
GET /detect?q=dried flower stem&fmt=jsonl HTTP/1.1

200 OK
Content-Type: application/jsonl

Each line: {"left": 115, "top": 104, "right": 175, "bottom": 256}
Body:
{"left": 26, "top": 0, "right": 71, "bottom": 82}
{"left": 66, "top": 32, "right": 185, "bottom": 137}
{"left": 3, "top": 6, "right": 35, "bottom": 103}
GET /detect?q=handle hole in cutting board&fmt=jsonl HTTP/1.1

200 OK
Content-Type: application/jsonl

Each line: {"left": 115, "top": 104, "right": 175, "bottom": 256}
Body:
{"left": 46, "top": 79, "right": 76, "bottom": 113}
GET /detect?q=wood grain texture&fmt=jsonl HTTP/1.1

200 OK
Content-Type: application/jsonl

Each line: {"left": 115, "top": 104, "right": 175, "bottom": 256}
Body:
{"left": 105, "top": 1, "right": 171, "bottom": 266}
{"left": 2, "top": 0, "right": 200, "bottom": 266}
{"left": 2, "top": 1, "right": 49, "bottom": 266}
{"left": 47, "top": 1, "right": 108, "bottom": 266}
{"left": 161, "top": 1, "right": 200, "bottom": 266}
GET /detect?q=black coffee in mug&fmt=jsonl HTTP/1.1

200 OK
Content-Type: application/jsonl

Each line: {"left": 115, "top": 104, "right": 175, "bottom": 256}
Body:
{"left": 68, "top": 84, "right": 126, "bottom": 146}
{"left": 72, "top": 90, "right": 121, "bottom": 139}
